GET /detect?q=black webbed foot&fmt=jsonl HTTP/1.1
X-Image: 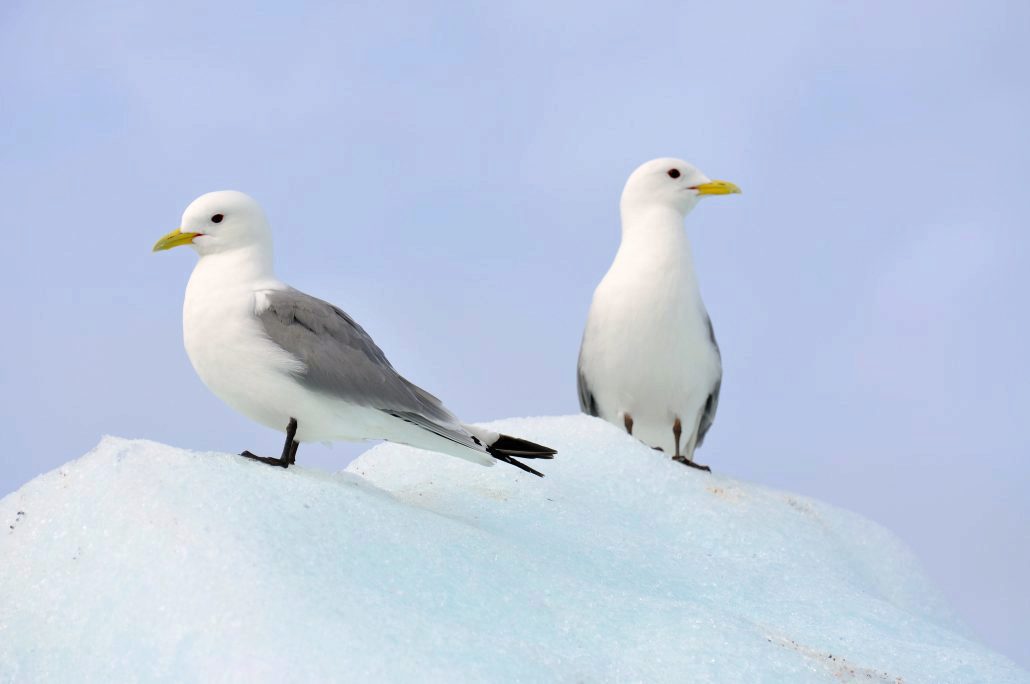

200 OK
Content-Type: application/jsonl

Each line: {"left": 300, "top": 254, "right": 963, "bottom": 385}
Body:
{"left": 239, "top": 450, "right": 291, "bottom": 468}
{"left": 672, "top": 455, "right": 711, "bottom": 472}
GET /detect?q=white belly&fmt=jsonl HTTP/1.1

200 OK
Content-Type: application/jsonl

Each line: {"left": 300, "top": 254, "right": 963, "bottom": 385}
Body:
{"left": 580, "top": 266, "right": 721, "bottom": 455}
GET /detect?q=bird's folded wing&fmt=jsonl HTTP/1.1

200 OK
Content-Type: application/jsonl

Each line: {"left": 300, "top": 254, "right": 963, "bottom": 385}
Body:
{"left": 256, "top": 288, "right": 483, "bottom": 451}
{"left": 576, "top": 353, "right": 599, "bottom": 417}
{"left": 695, "top": 313, "right": 722, "bottom": 448}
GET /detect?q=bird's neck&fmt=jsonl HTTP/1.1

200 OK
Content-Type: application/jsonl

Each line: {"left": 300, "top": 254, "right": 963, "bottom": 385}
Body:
{"left": 617, "top": 204, "right": 697, "bottom": 277}
{"left": 191, "top": 244, "right": 278, "bottom": 292}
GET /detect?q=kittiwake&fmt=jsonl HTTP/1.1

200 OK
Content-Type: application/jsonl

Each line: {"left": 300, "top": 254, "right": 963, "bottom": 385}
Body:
{"left": 576, "top": 158, "right": 740, "bottom": 471}
{"left": 153, "top": 191, "right": 556, "bottom": 476}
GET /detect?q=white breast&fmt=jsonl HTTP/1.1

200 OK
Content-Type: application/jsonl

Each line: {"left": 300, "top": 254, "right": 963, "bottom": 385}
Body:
{"left": 182, "top": 259, "right": 301, "bottom": 430}
{"left": 579, "top": 231, "right": 721, "bottom": 455}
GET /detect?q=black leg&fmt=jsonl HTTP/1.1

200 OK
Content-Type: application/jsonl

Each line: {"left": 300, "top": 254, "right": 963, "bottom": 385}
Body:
{"left": 623, "top": 413, "right": 634, "bottom": 435}
{"left": 672, "top": 417, "right": 682, "bottom": 457}
{"left": 240, "top": 418, "right": 299, "bottom": 468}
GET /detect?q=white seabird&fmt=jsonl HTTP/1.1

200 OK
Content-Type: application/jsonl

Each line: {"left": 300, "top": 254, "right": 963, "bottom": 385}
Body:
{"left": 577, "top": 158, "right": 740, "bottom": 471}
{"left": 154, "top": 191, "right": 555, "bottom": 476}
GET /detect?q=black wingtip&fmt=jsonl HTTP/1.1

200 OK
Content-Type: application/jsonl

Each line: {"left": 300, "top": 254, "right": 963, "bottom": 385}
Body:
{"left": 488, "top": 434, "right": 557, "bottom": 459}
{"left": 487, "top": 434, "right": 556, "bottom": 477}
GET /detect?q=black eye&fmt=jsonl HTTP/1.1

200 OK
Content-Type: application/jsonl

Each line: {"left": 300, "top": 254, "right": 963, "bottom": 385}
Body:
{"left": 667, "top": 169, "right": 681, "bottom": 179}
{"left": 211, "top": 214, "right": 224, "bottom": 223}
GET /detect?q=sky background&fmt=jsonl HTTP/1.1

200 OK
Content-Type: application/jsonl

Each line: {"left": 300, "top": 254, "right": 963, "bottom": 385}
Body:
{"left": 2, "top": 0, "right": 1028, "bottom": 669}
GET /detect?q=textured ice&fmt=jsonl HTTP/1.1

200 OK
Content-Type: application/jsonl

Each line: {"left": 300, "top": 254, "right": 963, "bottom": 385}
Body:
{"left": 0, "top": 415, "right": 1025, "bottom": 683}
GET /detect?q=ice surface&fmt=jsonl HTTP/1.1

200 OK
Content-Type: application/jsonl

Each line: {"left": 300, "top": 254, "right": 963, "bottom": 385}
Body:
{"left": 1, "top": 415, "right": 1025, "bottom": 683}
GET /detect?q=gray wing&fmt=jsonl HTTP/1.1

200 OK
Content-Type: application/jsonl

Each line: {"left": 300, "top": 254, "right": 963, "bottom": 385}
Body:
{"left": 695, "top": 314, "right": 722, "bottom": 448}
{"left": 257, "top": 288, "right": 482, "bottom": 451}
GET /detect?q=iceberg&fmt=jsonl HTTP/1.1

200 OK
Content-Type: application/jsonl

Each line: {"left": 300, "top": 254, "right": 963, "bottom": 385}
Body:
{"left": 1, "top": 415, "right": 1025, "bottom": 682}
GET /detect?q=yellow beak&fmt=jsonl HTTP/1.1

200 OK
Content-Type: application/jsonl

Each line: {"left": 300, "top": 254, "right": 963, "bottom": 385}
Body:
{"left": 692, "top": 180, "right": 742, "bottom": 196}
{"left": 152, "top": 228, "right": 201, "bottom": 252}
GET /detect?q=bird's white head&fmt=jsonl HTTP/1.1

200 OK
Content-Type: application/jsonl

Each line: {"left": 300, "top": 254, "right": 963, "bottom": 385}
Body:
{"left": 620, "top": 158, "right": 740, "bottom": 218}
{"left": 153, "top": 190, "right": 272, "bottom": 257}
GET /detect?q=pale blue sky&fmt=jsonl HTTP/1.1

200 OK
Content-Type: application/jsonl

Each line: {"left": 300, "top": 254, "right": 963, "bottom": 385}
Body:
{"left": 2, "top": 0, "right": 1028, "bottom": 668}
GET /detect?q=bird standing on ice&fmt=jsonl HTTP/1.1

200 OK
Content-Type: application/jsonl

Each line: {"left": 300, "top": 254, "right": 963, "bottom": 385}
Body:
{"left": 153, "top": 191, "right": 555, "bottom": 476}
{"left": 577, "top": 158, "right": 740, "bottom": 471}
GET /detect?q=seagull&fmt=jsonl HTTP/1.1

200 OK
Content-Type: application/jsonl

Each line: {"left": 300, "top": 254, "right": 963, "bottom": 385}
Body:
{"left": 577, "top": 158, "right": 740, "bottom": 471}
{"left": 153, "top": 191, "right": 555, "bottom": 476}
